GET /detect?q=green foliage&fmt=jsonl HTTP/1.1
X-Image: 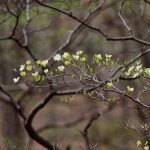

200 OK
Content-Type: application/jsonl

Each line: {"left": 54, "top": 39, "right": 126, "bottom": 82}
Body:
{"left": 61, "top": 95, "right": 74, "bottom": 103}
{"left": 137, "top": 140, "right": 149, "bottom": 150}
{"left": 13, "top": 51, "right": 115, "bottom": 85}
{"left": 13, "top": 51, "right": 150, "bottom": 105}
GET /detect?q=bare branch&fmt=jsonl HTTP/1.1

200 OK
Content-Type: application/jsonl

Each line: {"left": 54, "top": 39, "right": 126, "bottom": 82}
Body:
{"left": 118, "top": 0, "right": 132, "bottom": 34}
{"left": 48, "top": 0, "right": 105, "bottom": 62}
{"left": 80, "top": 113, "right": 100, "bottom": 150}
{"left": 0, "top": 84, "right": 26, "bottom": 120}
{"left": 144, "top": 0, "right": 150, "bottom": 5}
{"left": 107, "top": 35, "right": 150, "bottom": 46}
{"left": 37, "top": 111, "right": 101, "bottom": 132}
{"left": 25, "top": 90, "right": 58, "bottom": 150}
{"left": 34, "top": 0, "right": 107, "bottom": 37}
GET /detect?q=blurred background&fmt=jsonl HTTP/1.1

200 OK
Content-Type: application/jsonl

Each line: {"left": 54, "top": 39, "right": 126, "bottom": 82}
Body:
{"left": 0, "top": 0, "right": 150, "bottom": 149}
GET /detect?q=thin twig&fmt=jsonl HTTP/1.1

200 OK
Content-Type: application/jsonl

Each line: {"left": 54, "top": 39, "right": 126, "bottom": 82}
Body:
{"left": 118, "top": 0, "right": 132, "bottom": 34}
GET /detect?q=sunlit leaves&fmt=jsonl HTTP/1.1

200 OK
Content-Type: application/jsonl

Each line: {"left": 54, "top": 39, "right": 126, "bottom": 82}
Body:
{"left": 124, "top": 61, "right": 150, "bottom": 78}
{"left": 127, "top": 86, "right": 134, "bottom": 93}
{"left": 76, "top": 50, "right": 83, "bottom": 56}
{"left": 57, "top": 65, "right": 65, "bottom": 72}
{"left": 44, "top": 69, "right": 49, "bottom": 74}
{"left": 80, "top": 57, "right": 86, "bottom": 62}
{"left": 64, "top": 61, "right": 71, "bottom": 66}
{"left": 14, "top": 59, "right": 49, "bottom": 83}
{"left": 26, "top": 60, "right": 31, "bottom": 65}
{"left": 13, "top": 50, "right": 150, "bottom": 105}
{"left": 83, "top": 91, "right": 95, "bottom": 97}
{"left": 105, "top": 54, "right": 112, "bottom": 62}
{"left": 20, "top": 71, "right": 26, "bottom": 77}
{"left": 13, "top": 77, "right": 20, "bottom": 83}
{"left": 53, "top": 54, "right": 62, "bottom": 61}
{"left": 72, "top": 55, "right": 79, "bottom": 60}
{"left": 136, "top": 140, "right": 149, "bottom": 150}
{"left": 19, "top": 65, "right": 25, "bottom": 71}
{"left": 144, "top": 146, "right": 149, "bottom": 150}
{"left": 26, "top": 65, "right": 32, "bottom": 71}
{"left": 12, "top": 51, "right": 120, "bottom": 89}
{"left": 41, "top": 60, "right": 48, "bottom": 67}
{"left": 61, "top": 96, "right": 74, "bottom": 103}
{"left": 32, "top": 71, "right": 41, "bottom": 81}
{"left": 36, "top": 60, "right": 41, "bottom": 65}
{"left": 144, "top": 68, "right": 150, "bottom": 76}
{"left": 93, "top": 54, "right": 102, "bottom": 64}
{"left": 106, "top": 82, "right": 113, "bottom": 88}
{"left": 106, "top": 96, "right": 117, "bottom": 103}
{"left": 62, "top": 52, "right": 70, "bottom": 60}
{"left": 137, "top": 140, "right": 142, "bottom": 147}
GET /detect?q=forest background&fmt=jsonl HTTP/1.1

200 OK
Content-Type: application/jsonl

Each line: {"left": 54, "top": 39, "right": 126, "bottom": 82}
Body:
{"left": 0, "top": 0, "right": 150, "bottom": 150}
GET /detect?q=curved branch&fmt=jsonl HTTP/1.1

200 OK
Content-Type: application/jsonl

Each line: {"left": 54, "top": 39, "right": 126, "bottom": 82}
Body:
{"left": 104, "top": 88, "right": 150, "bottom": 110}
{"left": 34, "top": 0, "right": 107, "bottom": 37}
{"left": 80, "top": 113, "right": 100, "bottom": 150}
{"left": 144, "top": 0, "right": 150, "bottom": 5}
{"left": 0, "top": 84, "right": 26, "bottom": 120}
{"left": 34, "top": 0, "right": 150, "bottom": 47}
{"left": 107, "top": 36, "right": 150, "bottom": 46}
{"left": 25, "top": 91, "right": 57, "bottom": 150}
{"left": 118, "top": 0, "right": 132, "bottom": 34}
{"left": 37, "top": 111, "right": 101, "bottom": 132}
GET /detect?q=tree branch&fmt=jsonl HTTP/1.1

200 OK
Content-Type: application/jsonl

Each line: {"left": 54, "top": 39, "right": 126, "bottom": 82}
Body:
{"left": 80, "top": 113, "right": 100, "bottom": 150}
{"left": 0, "top": 84, "right": 26, "bottom": 120}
